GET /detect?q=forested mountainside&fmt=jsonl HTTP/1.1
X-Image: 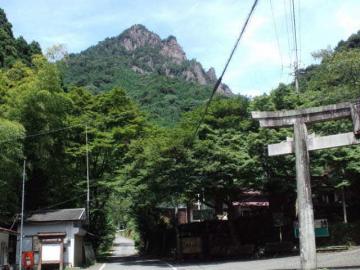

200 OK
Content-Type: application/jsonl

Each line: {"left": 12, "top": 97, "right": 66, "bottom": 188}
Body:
{"left": 61, "top": 24, "right": 232, "bottom": 126}
{"left": 0, "top": 9, "right": 41, "bottom": 67}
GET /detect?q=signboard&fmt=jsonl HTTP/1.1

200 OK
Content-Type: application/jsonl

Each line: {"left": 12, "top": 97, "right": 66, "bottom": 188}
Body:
{"left": 41, "top": 244, "right": 61, "bottom": 263}
{"left": 294, "top": 219, "right": 329, "bottom": 238}
{"left": 181, "top": 237, "right": 202, "bottom": 254}
{"left": 32, "top": 236, "right": 40, "bottom": 252}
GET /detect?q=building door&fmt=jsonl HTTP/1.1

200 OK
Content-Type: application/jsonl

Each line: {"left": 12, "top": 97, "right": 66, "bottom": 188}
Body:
{"left": 74, "top": 236, "right": 84, "bottom": 267}
{"left": 0, "top": 242, "right": 6, "bottom": 265}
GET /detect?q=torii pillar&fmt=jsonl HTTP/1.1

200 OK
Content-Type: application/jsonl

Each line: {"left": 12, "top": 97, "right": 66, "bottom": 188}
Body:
{"left": 252, "top": 100, "right": 360, "bottom": 270}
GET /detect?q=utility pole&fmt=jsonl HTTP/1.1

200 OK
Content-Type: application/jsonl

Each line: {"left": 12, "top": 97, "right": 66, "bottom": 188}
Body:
{"left": 85, "top": 125, "right": 90, "bottom": 223}
{"left": 294, "top": 62, "right": 299, "bottom": 93}
{"left": 290, "top": 0, "right": 300, "bottom": 92}
{"left": 19, "top": 159, "right": 26, "bottom": 270}
{"left": 342, "top": 187, "right": 348, "bottom": 224}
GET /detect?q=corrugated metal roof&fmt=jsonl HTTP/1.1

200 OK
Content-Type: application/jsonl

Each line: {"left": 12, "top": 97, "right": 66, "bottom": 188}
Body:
{"left": 26, "top": 208, "right": 86, "bottom": 222}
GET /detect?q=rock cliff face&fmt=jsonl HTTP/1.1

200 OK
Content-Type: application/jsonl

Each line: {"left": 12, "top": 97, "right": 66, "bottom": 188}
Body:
{"left": 160, "top": 35, "right": 186, "bottom": 64}
{"left": 115, "top": 24, "right": 233, "bottom": 95}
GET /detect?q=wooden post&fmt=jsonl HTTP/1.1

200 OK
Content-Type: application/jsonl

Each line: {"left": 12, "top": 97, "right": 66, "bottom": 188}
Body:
{"left": 294, "top": 120, "right": 316, "bottom": 270}
{"left": 351, "top": 103, "right": 360, "bottom": 135}
{"left": 60, "top": 241, "right": 64, "bottom": 270}
{"left": 174, "top": 206, "right": 182, "bottom": 259}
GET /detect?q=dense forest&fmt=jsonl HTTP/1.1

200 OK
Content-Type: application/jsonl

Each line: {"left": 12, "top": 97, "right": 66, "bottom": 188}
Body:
{"left": 0, "top": 7, "right": 360, "bottom": 255}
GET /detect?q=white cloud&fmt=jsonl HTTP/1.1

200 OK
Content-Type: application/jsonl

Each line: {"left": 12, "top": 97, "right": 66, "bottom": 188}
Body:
{"left": 336, "top": 7, "right": 360, "bottom": 37}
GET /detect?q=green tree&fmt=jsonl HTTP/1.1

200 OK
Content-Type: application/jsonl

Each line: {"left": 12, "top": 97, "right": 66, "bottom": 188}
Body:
{"left": 0, "top": 118, "right": 24, "bottom": 222}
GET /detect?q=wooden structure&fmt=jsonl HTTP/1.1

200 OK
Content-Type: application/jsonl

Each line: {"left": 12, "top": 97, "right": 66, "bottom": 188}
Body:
{"left": 37, "top": 233, "right": 65, "bottom": 270}
{"left": 251, "top": 100, "right": 360, "bottom": 270}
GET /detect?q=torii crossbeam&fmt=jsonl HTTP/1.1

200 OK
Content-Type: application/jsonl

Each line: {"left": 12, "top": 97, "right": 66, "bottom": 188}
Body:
{"left": 252, "top": 100, "right": 360, "bottom": 270}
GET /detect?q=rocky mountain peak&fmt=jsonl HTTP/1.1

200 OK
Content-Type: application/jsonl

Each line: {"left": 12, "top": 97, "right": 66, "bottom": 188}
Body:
{"left": 120, "top": 24, "right": 162, "bottom": 51}
{"left": 160, "top": 35, "right": 186, "bottom": 64}
{"left": 112, "top": 25, "right": 233, "bottom": 95}
{"left": 206, "top": 67, "right": 217, "bottom": 83}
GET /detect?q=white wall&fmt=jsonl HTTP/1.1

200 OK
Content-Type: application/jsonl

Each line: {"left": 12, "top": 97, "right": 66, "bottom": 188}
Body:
{"left": 16, "top": 222, "right": 82, "bottom": 267}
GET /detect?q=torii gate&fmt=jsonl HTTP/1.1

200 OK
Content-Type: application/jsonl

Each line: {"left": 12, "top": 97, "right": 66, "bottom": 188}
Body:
{"left": 251, "top": 100, "right": 360, "bottom": 270}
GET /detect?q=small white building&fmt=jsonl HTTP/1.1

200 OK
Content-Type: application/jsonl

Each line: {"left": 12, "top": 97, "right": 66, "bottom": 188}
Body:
{"left": 17, "top": 208, "right": 88, "bottom": 269}
{"left": 0, "top": 227, "right": 17, "bottom": 268}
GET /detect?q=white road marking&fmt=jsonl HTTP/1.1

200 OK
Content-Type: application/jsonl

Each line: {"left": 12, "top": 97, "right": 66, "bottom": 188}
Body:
{"left": 165, "top": 261, "right": 178, "bottom": 270}
{"left": 99, "top": 263, "right": 106, "bottom": 270}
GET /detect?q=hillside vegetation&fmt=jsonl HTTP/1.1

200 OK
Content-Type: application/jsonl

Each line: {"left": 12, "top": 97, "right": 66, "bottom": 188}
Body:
{"left": 61, "top": 24, "right": 232, "bottom": 126}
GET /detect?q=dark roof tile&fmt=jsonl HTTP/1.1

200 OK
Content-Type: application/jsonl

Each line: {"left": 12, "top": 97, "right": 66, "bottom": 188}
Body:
{"left": 26, "top": 208, "right": 86, "bottom": 222}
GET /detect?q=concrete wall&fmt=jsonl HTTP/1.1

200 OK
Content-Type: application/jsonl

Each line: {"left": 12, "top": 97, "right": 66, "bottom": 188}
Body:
{"left": 0, "top": 232, "right": 9, "bottom": 266}
{"left": 16, "top": 222, "right": 83, "bottom": 267}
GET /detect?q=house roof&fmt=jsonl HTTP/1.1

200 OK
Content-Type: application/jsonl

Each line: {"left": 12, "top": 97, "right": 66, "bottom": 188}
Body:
{"left": 0, "top": 227, "right": 17, "bottom": 235}
{"left": 25, "top": 208, "right": 86, "bottom": 223}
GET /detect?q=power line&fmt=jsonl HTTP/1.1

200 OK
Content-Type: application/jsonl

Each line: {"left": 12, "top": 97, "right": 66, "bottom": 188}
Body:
{"left": 38, "top": 193, "right": 87, "bottom": 211}
{"left": 34, "top": 181, "right": 112, "bottom": 213}
{"left": 283, "top": 0, "right": 293, "bottom": 67}
{"left": 297, "top": 0, "right": 302, "bottom": 65}
{"left": 0, "top": 123, "right": 84, "bottom": 144}
{"left": 269, "top": 0, "right": 284, "bottom": 72}
{"left": 191, "top": 0, "right": 259, "bottom": 141}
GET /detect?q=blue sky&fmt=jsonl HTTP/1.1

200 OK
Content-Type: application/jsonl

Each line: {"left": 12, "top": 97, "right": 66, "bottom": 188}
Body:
{"left": 1, "top": 0, "right": 359, "bottom": 95}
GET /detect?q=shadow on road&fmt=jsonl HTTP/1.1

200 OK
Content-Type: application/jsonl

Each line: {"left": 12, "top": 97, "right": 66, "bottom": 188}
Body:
{"left": 106, "top": 255, "right": 170, "bottom": 268}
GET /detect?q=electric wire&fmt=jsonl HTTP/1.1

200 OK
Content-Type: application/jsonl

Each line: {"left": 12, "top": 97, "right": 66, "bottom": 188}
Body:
{"left": 38, "top": 193, "right": 87, "bottom": 211}
{"left": 0, "top": 123, "right": 84, "bottom": 144}
{"left": 269, "top": 0, "right": 284, "bottom": 72}
{"left": 33, "top": 182, "right": 112, "bottom": 212}
{"left": 191, "top": 0, "right": 259, "bottom": 142}
{"left": 297, "top": 0, "right": 302, "bottom": 66}
{"left": 283, "top": 0, "right": 293, "bottom": 67}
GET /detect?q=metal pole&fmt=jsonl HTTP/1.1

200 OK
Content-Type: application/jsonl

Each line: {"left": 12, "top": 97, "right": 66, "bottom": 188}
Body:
{"left": 294, "top": 67, "right": 300, "bottom": 92}
{"left": 294, "top": 120, "right": 316, "bottom": 270}
{"left": 342, "top": 187, "right": 348, "bottom": 224}
{"left": 85, "top": 125, "right": 90, "bottom": 223}
{"left": 19, "top": 159, "right": 26, "bottom": 270}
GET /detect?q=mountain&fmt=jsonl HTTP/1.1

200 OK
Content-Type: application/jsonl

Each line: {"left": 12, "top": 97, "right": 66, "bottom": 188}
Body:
{"left": 62, "top": 24, "right": 233, "bottom": 125}
{"left": 0, "top": 8, "right": 41, "bottom": 67}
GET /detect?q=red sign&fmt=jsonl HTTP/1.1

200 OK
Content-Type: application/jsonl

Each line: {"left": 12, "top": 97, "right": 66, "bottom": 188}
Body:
{"left": 22, "top": 251, "right": 34, "bottom": 270}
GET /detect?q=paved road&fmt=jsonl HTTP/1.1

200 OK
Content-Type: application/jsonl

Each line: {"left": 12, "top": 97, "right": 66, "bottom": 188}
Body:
{"left": 102, "top": 234, "right": 360, "bottom": 270}
{"left": 111, "top": 233, "right": 137, "bottom": 257}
